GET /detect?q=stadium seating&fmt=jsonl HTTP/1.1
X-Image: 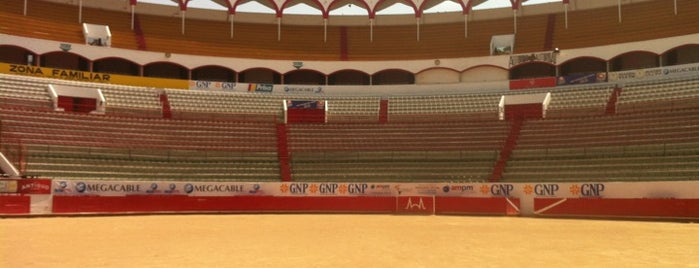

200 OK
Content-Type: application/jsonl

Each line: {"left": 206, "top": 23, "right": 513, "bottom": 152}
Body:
{"left": 3, "top": 0, "right": 697, "bottom": 60}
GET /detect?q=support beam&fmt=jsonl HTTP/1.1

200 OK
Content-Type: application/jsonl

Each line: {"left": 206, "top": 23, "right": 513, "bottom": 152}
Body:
{"left": 617, "top": 0, "right": 622, "bottom": 23}
{"left": 324, "top": 18, "right": 327, "bottom": 43}
{"left": 181, "top": 10, "right": 186, "bottom": 35}
{"left": 230, "top": 14, "right": 235, "bottom": 39}
{"left": 78, "top": 0, "right": 83, "bottom": 23}
{"left": 370, "top": 18, "right": 374, "bottom": 43}
{"left": 564, "top": 3, "right": 568, "bottom": 29}
{"left": 416, "top": 17, "right": 420, "bottom": 41}
{"left": 277, "top": 17, "right": 281, "bottom": 41}
{"left": 674, "top": 0, "right": 678, "bottom": 15}
{"left": 464, "top": 14, "right": 468, "bottom": 38}
{"left": 513, "top": 9, "right": 518, "bottom": 33}
{"left": 131, "top": 4, "right": 135, "bottom": 30}
{"left": 23, "top": 0, "right": 27, "bottom": 16}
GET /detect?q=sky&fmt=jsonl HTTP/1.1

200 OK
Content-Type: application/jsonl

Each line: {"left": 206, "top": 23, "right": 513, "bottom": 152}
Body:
{"left": 137, "top": 0, "right": 562, "bottom": 15}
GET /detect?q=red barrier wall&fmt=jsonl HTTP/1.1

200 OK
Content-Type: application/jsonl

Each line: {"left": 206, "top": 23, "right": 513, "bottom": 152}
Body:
{"left": 436, "top": 197, "right": 520, "bottom": 216}
{"left": 0, "top": 195, "right": 31, "bottom": 214}
{"left": 535, "top": 198, "right": 699, "bottom": 219}
{"left": 52, "top": 196, "right": 396, "bottom": 214}
{"left": 52, "top": 195, "right": 520, "bottom": 216}
{"left": 509, "top": 77, "right": 557, "bottom": 90}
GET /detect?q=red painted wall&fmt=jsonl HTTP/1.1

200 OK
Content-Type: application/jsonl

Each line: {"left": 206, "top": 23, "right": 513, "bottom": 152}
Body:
{"left": 535, "top": 198, "right": 699, "bottom": 219}
{"left": 0, "top": 195, "right": 31, "bottom": 214}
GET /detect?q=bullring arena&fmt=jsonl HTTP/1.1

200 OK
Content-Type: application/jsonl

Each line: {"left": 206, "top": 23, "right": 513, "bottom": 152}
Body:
{"left": 1, "top": 0, "right": 699, "bottom": 267}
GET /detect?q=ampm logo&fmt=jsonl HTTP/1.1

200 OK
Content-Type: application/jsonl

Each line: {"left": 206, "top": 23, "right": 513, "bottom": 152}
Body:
{"left": 570, "top": 183, "right": 605, "bottom": 197}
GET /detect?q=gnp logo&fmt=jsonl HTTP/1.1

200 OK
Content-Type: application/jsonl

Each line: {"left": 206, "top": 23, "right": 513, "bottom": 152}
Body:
{"left": 482, "top": 184, "right": 514, "bottom": 196}
{"left": 536, "top": 184, "right": 559, "bottom": 196}
{"left": 280, "top": 183, "right": 310, "bottom": 194}
{"left": 569, "top": 183, "right": 605, "bottom": 197}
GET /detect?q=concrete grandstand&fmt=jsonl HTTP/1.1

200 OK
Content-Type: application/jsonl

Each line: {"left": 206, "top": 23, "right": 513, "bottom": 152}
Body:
{"left": 0, "top": 0, "right": 698, "bottom": 219}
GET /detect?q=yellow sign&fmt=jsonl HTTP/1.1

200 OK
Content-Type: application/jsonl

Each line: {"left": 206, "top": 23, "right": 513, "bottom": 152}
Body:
{"left": 0, "top": 63, "right": 189, "bottom": 89}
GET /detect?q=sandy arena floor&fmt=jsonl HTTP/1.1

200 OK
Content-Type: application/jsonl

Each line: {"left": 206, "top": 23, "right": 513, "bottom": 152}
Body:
{"left": 1, "top": 214, "right": 699, "bottom": 268}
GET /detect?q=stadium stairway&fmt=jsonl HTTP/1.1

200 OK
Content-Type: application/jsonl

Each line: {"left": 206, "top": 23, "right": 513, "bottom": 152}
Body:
{"left": 159, "top": 92, "right": 172, "bottom": 119}
{"left": 276, "top": 123, "right": 292, "bottom": 181}
{"left": 490, "top": 119, "right": 524, "bottom": 182}
{"left": 605, "top": 87, "right": 622, "bottom": 115}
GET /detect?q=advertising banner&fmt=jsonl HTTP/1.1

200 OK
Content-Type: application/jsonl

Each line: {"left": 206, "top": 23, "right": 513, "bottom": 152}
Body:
{"left": 49, "top": 180, "right": 699, "bottom": 199}
{"left": 0, "top": 179, "right": 18, "bottom": 193}
{"left": 279, "top": 85, "right": 324, "bottom": 94}
{"left": 17, "top": 179, "right": 52, "bottom": 194}
{"left": 0, "top": 63, "right": 189, "bottom": 89}
{"left": 189, "top": 80, "right": 236, "bottom": 91}
{"left": 286, "top": 100, "right": 325, "bottom": 109}
{"left": 557, "top": 72, "right": 607, "bottom": 85}
{"left": 247, "top": 83, "right": 273, "bottom": 93}
{"left": 608, "top": 63, "right": 699, "bottom": 82}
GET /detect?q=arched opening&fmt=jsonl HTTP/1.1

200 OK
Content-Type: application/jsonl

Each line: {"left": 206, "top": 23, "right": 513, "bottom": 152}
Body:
{"left": 328, "top": 69, "right": 370, "bottom": 85}
{"left": 143, "top": 62, "right": 189, "bottom": 80}
{"left": 610, "top": 51, "right": 659, "bottom": 71}
{"left": 415, "top": 67, "right": 460, "bottom": 84}
{"left": 662, "top": 44, "right": 699, "bottom": 66}
{"left": 239, "top": 68, "right": 282, "bottom": 84}
{"left": 372, "top": 69, "right": 415, "bottom": 85}
{"left": 559, "top": 57, "right": 607, "bottom": 76}
{"left": 284, "top": 69, "right": 325, "bottom": 85}
{"left": 192, "top": 65, "right": 236, "bottom": 82}
{"left": 40, "top": 51, "right": 90, "bottom": 71}
{"left": 93, "top": 57, "right": 140, "bottom": 76}
{"left": 0, "top": 45, "right": 37, "bottom": 65}
{"left": 509, "top": 62, "right": 555, "bottom": 79}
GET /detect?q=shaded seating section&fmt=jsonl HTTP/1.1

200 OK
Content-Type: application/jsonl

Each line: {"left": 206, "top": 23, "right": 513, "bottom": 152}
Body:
{"left": 0, "top": 73, "right": 52, "bottom": 110}
{"left": 4, "top": 0, "right": 697, "bottom": 61}
{"left": 1, "top": 73, "right": 163, "bottom": 118}
{"left": 0, "top": 107, "right": 280, "bottom": 181}
{"left": 617, "top": 76, "right": 699, "bottom": 113}
{"left": 165, "top": 90, "right": 286, "bottom": 122}
{"left": 287, "top": 119, "right": 508, "bottom": 182}
{"left": 544, "top": 85, "right": 614, "bottom": 118}
{"left": 552, "top": 0, "right": 699, "bottom": 50}
{"left": 504, "top": 105, "right": 699, "bottom": 182}
{"left": 325, "top": 97, "right": 380, "bottom": 123}
{"left": 387, "top": 93, "right": 502, "bottom": 121}
{"left": 166, "top": 90, "right": 381, "bottom": 123}
{"left": 0, "top": 0, "right": 138, "bottom": 49}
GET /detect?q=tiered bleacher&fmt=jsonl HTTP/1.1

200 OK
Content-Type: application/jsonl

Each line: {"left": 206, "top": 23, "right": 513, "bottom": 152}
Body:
{"left": 2, "top": 72, "right": 699, "bottom": 183}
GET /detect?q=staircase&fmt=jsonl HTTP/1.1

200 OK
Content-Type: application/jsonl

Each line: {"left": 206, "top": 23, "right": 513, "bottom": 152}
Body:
{"left": 606, "top": 87, "right": 622, "bottom": 115}
{"left": 133, "top": 15, "right": 147, "bottom": 50}
{"left": 276, "top": 123, "right": 292, "bottom": 181}
{"left": 159, "top": 93, "right": 172, "bottom": 119}
{"left": 490, "top": 119, "right": 524, "bottom": 182}
{"left": 340, "top": 26, "right": 348, "bottom": 61}
{"left": 543, "top": 14, "right": 556, "bottom": 51}
{"left": 379, "top": 99, "right": 389, "bottom": 123}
